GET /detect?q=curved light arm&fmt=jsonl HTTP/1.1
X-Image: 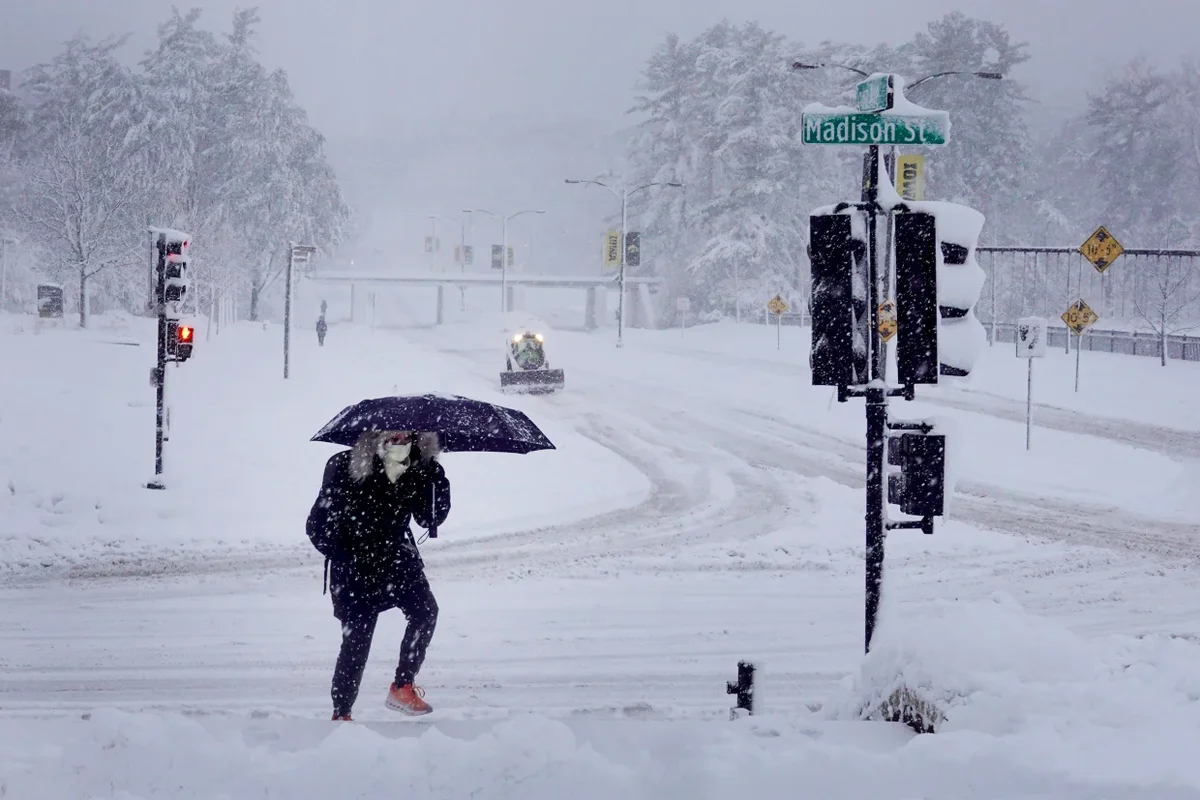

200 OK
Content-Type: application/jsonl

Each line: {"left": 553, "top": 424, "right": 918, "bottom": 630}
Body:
{"left": 790, "top": 62, "right": 870, "bottom": 78}
{"left": 505, "top": 209, "right": 546, "bottom": 223}
{"left": 428, "top": 214, "right": 464, "bottom": 232}
{"left": 564, "top": 178, "right": 621, "bottom": 201}
{"left": 908, "top": 71, "right": 1003, "bottom": 91}
{"left": 467, "top": 208, "right": 499, "bottom": 220}
{"left": 630, "top": 181, "right": 684, "bottom": 197}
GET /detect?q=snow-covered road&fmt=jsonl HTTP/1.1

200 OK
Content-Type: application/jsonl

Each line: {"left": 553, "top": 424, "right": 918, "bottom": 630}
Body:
{"left": 4, "top": 309, "right": 1200, "bottom": 797}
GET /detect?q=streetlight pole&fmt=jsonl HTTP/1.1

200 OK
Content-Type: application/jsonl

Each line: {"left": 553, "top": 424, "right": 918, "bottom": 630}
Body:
{"left": 468, "top": 208, "right": 545, "bottom": 314}
{"left": 565, "top": 178, "right": 683, "bottom": 347}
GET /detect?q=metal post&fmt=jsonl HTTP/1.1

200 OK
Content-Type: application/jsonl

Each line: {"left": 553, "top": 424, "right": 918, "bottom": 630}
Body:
{"left": 989, "top": 250, "right": 998, "bottom": 345}
{"left": 148, "top": 234, "right": 167, "bottom": 490}
{"left": 618, "top": 187, "right": 628, "bottom": 348}
{"left": 0, "top": 238, "right": 7, "bottom": 312}
{"left": 284, "top": 242, "right": 294, "bottom": 379}
{"left": 777, "top": 312, "right": 782, "bottom": 350}
{"left": 1025, "top": 357, "right": 1033, "bottom": 451}
{"left": 735, "top": 260, "right": 741, "bottom": 324}
{"left": 1075, "top": 331, "right": 1081, "bottom": 392}
{"left": 501, "top": 217, "right": 508, "bottom": 314}
{"left": 863, "top": 144, "right": 887, "bottom": 654}
{"left": 459, "top": 212, "right": 467, "bottom": 274}
{"left": 1063, "top": 253, "right": 1071, "bottom": 354}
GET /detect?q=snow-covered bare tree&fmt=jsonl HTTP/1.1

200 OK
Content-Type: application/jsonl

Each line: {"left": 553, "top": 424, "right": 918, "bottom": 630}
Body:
{"left": 17, "top": 36, "right": 150, "bottom": 326}
{"left": 1133, "top": 250, "right": 1200, "bottom": 366}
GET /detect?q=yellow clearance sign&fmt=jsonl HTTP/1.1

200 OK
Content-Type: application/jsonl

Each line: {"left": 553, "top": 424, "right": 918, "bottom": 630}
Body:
{"left": 896, "top": 154, "right": 925, "bottom": 201}
{"left": 604, "top": 231, "right": 622, "bottom": 268}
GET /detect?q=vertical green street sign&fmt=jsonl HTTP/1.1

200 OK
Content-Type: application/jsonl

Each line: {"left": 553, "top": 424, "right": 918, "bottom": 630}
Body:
{"left": 856, "top": 74, "right": 892, "bottom": 113}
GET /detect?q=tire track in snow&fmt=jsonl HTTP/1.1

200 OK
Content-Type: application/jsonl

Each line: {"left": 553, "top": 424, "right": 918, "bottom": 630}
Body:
{"left": 647, "top": 341, "right": 1200, "bottom": 463}
{"left": 721, "top": 409, "right": 1200, "bottom": 561}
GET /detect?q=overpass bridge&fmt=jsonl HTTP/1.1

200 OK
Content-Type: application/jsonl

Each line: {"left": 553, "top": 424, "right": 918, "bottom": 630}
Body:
{"left": 307, "top": 271, "right": 664, "bottom": 329}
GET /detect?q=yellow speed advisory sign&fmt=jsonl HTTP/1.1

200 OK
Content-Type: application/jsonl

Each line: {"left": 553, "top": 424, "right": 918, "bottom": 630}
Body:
{"left": 1079, "top": 226, "right": 1124, "bottom": 273}
{"left": 1061, "top": 299, "right": 1098, "bottom": 335}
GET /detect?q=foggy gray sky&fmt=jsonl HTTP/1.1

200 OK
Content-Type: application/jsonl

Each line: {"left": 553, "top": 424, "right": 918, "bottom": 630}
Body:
{"left": 2, "top": 0, "right": 1197, "bottom": 139}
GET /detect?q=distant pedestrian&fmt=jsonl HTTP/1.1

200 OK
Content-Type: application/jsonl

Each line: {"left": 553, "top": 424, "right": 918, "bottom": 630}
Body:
{"left": 316, "top": 315, "right": 327, "bottom": 346}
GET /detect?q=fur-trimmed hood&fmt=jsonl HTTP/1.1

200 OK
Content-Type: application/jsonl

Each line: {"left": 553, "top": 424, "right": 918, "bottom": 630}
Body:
{"left": 349, "top": 431, "right": 399, "bottom": 482}
{"left": 348, "top": 431, "right": 439, "bottom": 482}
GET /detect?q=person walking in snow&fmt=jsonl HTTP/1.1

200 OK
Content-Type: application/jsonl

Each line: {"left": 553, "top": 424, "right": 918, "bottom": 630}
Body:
{"left": 306, "top": 430, "right": 450, "bottom": 720}
{"left": 316, "top": 314, "right": 328, "bottom": 346}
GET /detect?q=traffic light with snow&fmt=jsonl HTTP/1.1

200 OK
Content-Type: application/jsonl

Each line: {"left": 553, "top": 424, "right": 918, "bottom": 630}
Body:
{"left": 887, "top": 430, "right": 946, "bottom": 519}
{"left": 167, "top": 321, "right": 194, "bottom": 362}
{"left": 894, "top": 211, "right": 939, "bottom": 385}
{"left": 808, "top": 211, "right": 869, "bottom": 386}
{"left": 162, "top": 238, "right": 189, "bottom": 307}
{"left": 934, "top": 203, "right": 987, "bottom": 379}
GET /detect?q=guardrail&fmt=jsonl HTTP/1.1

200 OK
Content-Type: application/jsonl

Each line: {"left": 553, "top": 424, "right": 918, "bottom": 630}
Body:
{"left": 988, "top": 322, "right": 1200, "bottom": 362}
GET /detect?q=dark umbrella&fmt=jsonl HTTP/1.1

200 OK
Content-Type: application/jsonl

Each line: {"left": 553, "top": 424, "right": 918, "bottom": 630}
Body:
{"left": 311, "top": 393, "right": 556, "bottom": 454}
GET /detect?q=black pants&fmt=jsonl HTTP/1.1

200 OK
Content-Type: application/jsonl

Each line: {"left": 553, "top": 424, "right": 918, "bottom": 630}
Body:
{"left": 330, "top": 572, "right": 438, "bottom": 716}
{"left": 317, "top": 332, "right": 325, "bottom": 346}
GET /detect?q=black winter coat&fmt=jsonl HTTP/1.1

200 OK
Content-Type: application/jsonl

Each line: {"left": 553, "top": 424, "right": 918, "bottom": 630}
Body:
{"left": 306, "top": 450, "right": 450, "bottom": 620}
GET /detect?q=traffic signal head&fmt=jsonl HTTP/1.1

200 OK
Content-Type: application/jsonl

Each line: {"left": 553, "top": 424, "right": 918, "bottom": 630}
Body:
{"left": 887, "top": 430, "right": 946, "bottom": 518}
{"left": 808, "top": 210, "right": 869, "bottom": 387}
{"left": 159, "top": 235, "right": 191, "bottom": 306}
{"left": 167, "top": 321, "right": 195, "bottom": 362}
{"left": 893, "top": 202, "right": 987, "bottom": 383}
{"left": 932, "top": 202, "right": 987, "bottom": 379}
{"left": 894, "top": 211, "right": 938, "bottom": 385}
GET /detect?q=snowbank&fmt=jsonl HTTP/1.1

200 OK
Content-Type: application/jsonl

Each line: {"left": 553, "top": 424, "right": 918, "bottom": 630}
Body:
{"left": 840, "top": 593, "right": 1200, "bottom": 758}
{"left": 6, "top": 697, "right": 1200, "bottom": 798}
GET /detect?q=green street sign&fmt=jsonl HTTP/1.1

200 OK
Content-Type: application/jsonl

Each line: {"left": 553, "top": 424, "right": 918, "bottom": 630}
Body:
{"left": 856, "top": 75, "right": 891, "bottom": 113}
{"left": 801, "top": 112, "right": 948, "bottom": 146}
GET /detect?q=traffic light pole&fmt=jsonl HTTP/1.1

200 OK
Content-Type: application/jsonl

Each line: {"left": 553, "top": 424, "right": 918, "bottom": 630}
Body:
{"left": 148, "top": 235, "right": 167, "bottom": 490}
{"left": 863, "top": 144, "right": 887, "bottom": 652}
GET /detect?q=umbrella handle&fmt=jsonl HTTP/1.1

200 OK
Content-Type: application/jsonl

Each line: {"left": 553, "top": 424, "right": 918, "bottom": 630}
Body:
{"left": 428, "top": 479, "right": 438, "bottom": 539}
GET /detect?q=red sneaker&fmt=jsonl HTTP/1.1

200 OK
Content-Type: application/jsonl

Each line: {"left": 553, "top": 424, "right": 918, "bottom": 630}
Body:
{"left": 385, "top": 683, "right": 432, "bottom": 716}
{"left": 331, "top": 713, "right": 353, "bottom": 721}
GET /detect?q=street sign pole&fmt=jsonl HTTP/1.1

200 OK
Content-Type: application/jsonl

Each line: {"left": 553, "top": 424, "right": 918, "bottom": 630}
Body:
{"left": 862, "top": 142, "right": 888, "bottom": 653}
{"left": 1080, "top": 333, "right": 1089, "bottom": 393}
{"left": 285, "top": 243, "right": 317, "bottom": 379}
{"left": 284, "top": 241, "right": 294, "bottom": 379}
{"left": 777, "top": 311, "right": 782, "bottom": 350}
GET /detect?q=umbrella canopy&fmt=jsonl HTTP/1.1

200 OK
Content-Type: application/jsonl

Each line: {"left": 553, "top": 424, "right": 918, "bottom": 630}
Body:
{"left": 311, "top": 393, "right": 556, "bottom": 454}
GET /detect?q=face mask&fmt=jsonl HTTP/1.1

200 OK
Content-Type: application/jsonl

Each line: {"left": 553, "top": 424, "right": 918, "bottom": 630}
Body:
{"left": 382, "top": 441, "right": 412, "bottom": 463}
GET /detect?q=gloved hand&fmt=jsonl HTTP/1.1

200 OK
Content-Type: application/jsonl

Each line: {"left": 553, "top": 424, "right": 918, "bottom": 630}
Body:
{"left": 415, "top": 431, "right": 442, "bottom": 462}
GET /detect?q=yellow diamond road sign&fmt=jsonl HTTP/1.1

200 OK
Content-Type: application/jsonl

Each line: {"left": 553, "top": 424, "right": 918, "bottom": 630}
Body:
{"left": 1061, "top": 299, "right": 1099, "bottom": 335}
{"left": 767, "top": 294, "right": 789, "bottom": 315}
{"left": 1079, "top": 225, "right": 1124, "bottom": 273}
{"left": 877, "top": 299, "right": 897, "bottom": 343}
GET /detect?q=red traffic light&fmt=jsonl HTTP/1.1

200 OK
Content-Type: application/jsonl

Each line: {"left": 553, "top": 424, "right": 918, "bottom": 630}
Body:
{"left": 177, "top": 325, "right": 194, "bottom": 343}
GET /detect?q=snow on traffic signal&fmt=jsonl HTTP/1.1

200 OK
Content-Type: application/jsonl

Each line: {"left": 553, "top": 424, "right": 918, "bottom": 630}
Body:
{"left": 894, "top": 211, "right": 938, "bottom": 385}
{"left": 887, "top": 430, "right": 946, "bottom": 518}
{"left": 159, "top": 236, "right": 190, "bottom": 307}
{"left": 808, "top": 210, "right": 869, "bottom": 386}
{"left": 933, "top": 203, "right": 987, "bottom": 379}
